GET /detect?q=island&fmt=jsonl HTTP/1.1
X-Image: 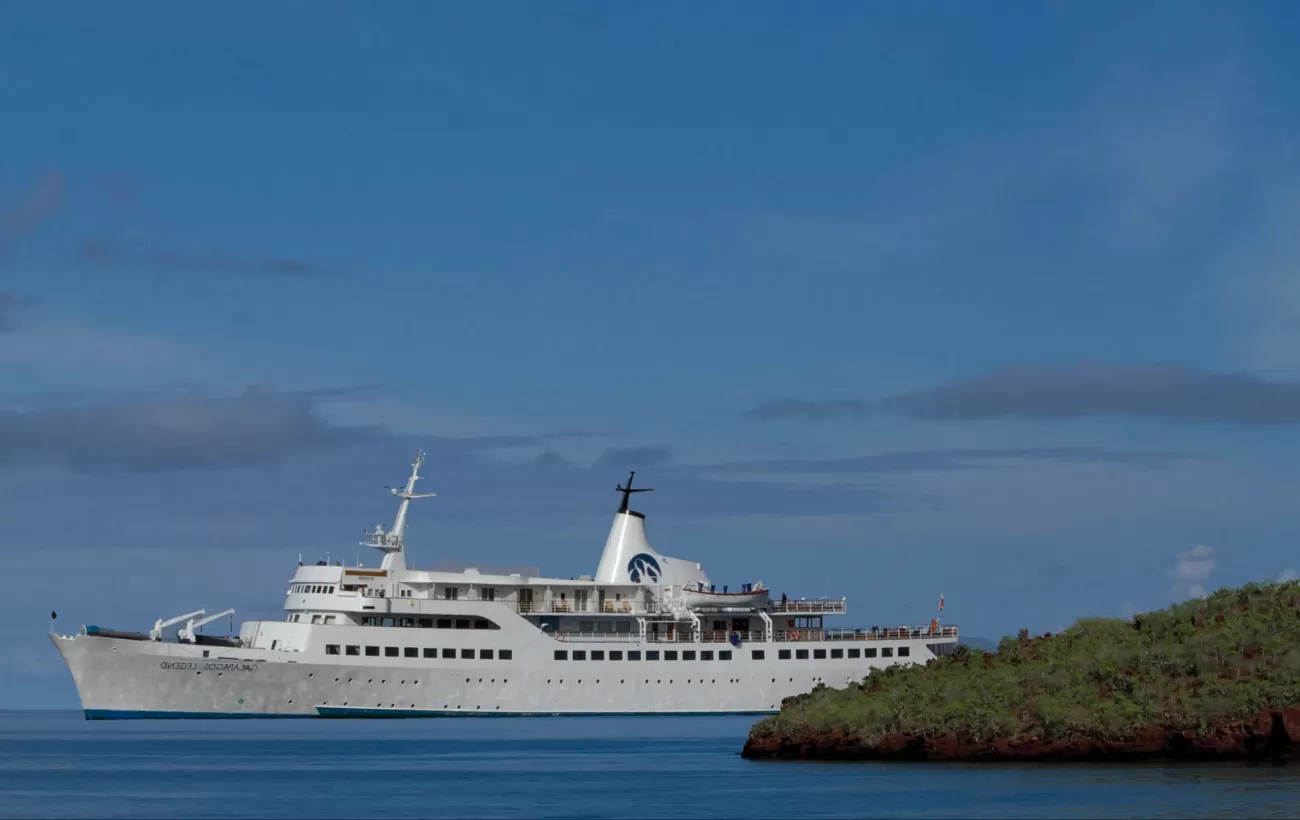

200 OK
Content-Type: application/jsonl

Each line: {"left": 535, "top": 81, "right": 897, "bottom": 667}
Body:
{"left": 743, "top": 581, "right": 1300, "bottom": 762}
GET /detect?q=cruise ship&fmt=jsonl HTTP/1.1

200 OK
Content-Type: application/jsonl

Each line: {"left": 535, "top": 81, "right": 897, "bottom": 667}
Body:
{"left": 51, "top": 453, "right": 959, "bottom": 719}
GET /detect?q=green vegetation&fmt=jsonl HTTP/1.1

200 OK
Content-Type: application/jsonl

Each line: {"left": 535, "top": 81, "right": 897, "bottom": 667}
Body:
{"left": 750, "top": 581, "right": 1300, "bottom": 745}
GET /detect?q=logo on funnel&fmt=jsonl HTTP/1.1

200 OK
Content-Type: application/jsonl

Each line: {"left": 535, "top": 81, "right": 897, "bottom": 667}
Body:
{"left": 627, "top": 553, "right": 661, "bottom": 583}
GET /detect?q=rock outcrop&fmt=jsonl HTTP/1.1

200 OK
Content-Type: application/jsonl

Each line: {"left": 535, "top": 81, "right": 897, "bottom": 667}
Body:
{"left": 742, "top": 706, "right": 1300, "bottom": 763}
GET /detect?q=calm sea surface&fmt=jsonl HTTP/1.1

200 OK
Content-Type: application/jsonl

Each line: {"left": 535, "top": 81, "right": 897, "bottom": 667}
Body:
{"left": 2, "top": 710, "right": 1299, "bottom": 819}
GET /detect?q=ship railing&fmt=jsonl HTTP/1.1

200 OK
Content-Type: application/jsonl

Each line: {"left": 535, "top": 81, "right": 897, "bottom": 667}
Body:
{"left": 769, "top": 599, "right": 847, "bottom": 614}
{"left": 518, "top": 601, "right": 660, "bottom": 616}
{"left": 700, "top": 630, "right": 765, "bottom": 643}
{"left": 774, "top": 626, "right": 958, "bottom": 642}
{"left": 550, "top": 631, "right": 642, "bottom": 643}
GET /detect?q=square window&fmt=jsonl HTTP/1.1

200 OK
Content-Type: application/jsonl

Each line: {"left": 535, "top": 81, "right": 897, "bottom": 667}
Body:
{"left": 442, "top": 648, "right": 455, "bottom": 659}
{"left": 404, "top": 647, "right": 417, "bottom": 658}
{"left": 573, "top": 650, "right": 587, "bottom": 661}
{"left": 461, "top": 649, "right": 474, "bottom": 659}
{"left": 555, "top": 650, "right": 568, "bottom": 661}
{"left": 325, "top": 644, "right": 340, "bottom": 655}
{"left": 882, "top": 647, "right": 894, "bottom": 658}
{"left": 719, "top": 650, "right": 732, "bottom": 661}
{"left": 646, "top": 650, "right": 660, "bottom": 661}
{"left": 455, "top": 619, "right": 470, "bottom": 630}
{"left": 345, "top": 645, "right": 360, "bottom": 656}
{"left": 399, "top": 618, "right": 414, "bottom": 628}
{"left": 381, "top": 617, "right": 395, "bottom": 627}
{"left": 480, "top": 649, "right": 494, "bottom": 660}
{"left": 365, "top": 646, "right": 380, "bottom": 657}
{"left": 701, "top": 650, "right": 714, "bottom": 661}
{"left": 499, "top": 650, "right": 512, "bottom": 660}
{"left": 778, "top": 649, "right": 792, "bottom": 660}
{"left": 385, "top": 647, "right": 399, "bottom": 657}
{"left": 591, "top": 650, "right": 605, "bottom": 661}
{"left": 814, "top": 649, "right": 827, "bottom": 659}
{"left": 418, "top": 618, "right": 433, "bottom": 628}
{"left": 609, "top": 650, "right": 623, "bottom": 660}
{"left": 437, "top": 619, "right": 452, "bottom": 629}
{"left": 474, "top": 619, "right": 491, "bottom": 630}
{"left": 423, "top": 648, "right": 436, "bottom": 658}
{"left": 682, "top": 650, "right": 696, "bottom": 661}
{"left": 664, "top": 650, "right": 678, "bottom": 661}
{"left": 628, "top": 650, "right": 642, "bottom": 661}
{"left": 864, "top": 647, "right": 878, "bottom": 658}
{"left": 831, "top": 648, "right": 843, "bottom": 659}
{"left": 848, "top": 648, "right": 860, "bottom": 658}
{"left": 751, "top": 650, "right": 765, "bottom": 660}
{"left": 796, "top": 649, "right": 809, "bottom": 660}
{"left": 898, "top": 646, "right": 911, "bottom": 657}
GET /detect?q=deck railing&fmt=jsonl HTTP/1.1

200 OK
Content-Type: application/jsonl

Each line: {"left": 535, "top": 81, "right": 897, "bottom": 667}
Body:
{"left": 549, "top": 625, "right": 958, "bottom": 643}
{"left": 770, "top": 598, "right": 847, "bottom": 614}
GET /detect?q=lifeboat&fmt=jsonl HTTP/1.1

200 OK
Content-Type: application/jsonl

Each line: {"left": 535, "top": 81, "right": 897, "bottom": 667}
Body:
{"left": 680, "top": 583, "right": 769, "bottom": 609}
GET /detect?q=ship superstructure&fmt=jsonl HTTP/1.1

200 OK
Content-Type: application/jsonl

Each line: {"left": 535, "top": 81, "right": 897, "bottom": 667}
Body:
{"left": 51, "top": 453, "right": 959, "bottom": 718}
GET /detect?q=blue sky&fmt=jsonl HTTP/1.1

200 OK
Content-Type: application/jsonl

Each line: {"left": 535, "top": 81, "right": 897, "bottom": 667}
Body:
{"left": 3, "top": 1, "right": 1300, "bottom": 707}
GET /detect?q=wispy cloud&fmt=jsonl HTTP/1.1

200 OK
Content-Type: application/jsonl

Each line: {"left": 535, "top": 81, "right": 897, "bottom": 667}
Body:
{"left": 78, "top": 238, "right": 334, "bottom": 279}
{"left": 1168, "top": 543, "right": 1216, "bottom": 599}
{"left": 1, "top": 169, "right": 64, "bottom": 239}
{"left": 699, "top": 446, "right": 1201, "bottom": 475}
{"left": 748, "top": 363, "right": 1300, "bottom": 426}
{"left": 0, "top": 292, "right": 26, "bottom": 333}
{"left": 593, "top": 444, "right": 674, "bottom": 469}
{"left": 1279, "top": 568, "right": 1298, "bottom": 583}
{"left": 0, "top": 387, "right": 376, "bottom": 473}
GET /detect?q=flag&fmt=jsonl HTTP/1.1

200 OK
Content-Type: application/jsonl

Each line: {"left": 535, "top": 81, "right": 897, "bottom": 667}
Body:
{"left": 51, "top": 611, "right": 57, "bottom": 620}
{"left": 938, "top": 594, "right": 945, "bottom": 611}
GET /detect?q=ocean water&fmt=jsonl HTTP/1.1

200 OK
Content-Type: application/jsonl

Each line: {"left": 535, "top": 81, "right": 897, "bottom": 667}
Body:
{"left": 1, "top": 711, "right": 1299, "bottom": 819}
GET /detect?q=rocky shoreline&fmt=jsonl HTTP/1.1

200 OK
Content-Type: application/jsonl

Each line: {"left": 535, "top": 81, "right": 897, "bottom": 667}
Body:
{"left": 742, "top": 706, "right": 1300, "bottom": 763}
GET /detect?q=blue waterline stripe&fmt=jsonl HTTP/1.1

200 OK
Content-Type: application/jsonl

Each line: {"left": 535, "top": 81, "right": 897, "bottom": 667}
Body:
{"left": 85, "top": 707, "right": 779, "bottom": 720}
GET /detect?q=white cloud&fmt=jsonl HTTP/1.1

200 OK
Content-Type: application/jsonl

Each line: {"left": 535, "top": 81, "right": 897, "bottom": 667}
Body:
{"left": 1279, "top": 568, "right": 1299, "bottom": 583}
{"left": 1169, "top": 543, "right": 1216, "bottom": 599}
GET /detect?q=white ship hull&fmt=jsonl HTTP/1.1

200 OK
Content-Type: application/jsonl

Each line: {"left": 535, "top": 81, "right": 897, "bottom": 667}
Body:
{"left": 51, "top": 628, "right": 956, "bottom": 719}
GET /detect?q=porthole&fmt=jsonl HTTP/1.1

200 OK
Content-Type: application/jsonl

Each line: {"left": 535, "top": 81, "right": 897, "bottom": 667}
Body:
{"left": 288, "top": 699, "right": 294, "bottom": 704}
{"left": 308, "top": 673, "right": 314, "bottom": 678}
{"left": 334, "top": 678, "right": 339, "bottom": 682}
{"left": 380, "top": 679, "right": 386, "bottom": 684}
{"left": 400, "top": 680, "right": 405, "bottom": 684}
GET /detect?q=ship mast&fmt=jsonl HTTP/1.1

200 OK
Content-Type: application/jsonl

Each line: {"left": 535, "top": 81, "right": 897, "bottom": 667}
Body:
{"left": 362, "top": 451, "right": 436, "bottom": 573}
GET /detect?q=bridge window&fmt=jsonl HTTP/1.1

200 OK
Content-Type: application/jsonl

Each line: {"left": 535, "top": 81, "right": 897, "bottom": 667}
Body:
{"left": 796, "top": 649, "right": 809, "bottom": 660}
{"left": 591, "top": 650, "right": 605, "bottom": 661}
{"left": 385, "top": 647, "right": 399, "bottom": 657}
{"left": 441, "top": 648, "right": 455, "bottom": 659}
{"left": 719, "top": 650, "right": 732, "bottom": 661}
{"left": 418, "top": 618, "right": 433, "bottom": 628}
{"left": 751, "top": 650, "right": 765, "bottom": 660}
{"left": 814, "top": 649, "right": 826, "bottom": 659}
{"left": 399, "top": 618, "right": 414, "bottom": 628}
{"left": 423, "top": 648, "right": 437, "bottom": 659}
{"left": 572, "top": 650, "right": 587, "bottom": 661}
{"left": 473, "top": 619, "right": 495, "bottom": 630}
{"left": 682, "top": 650, "right": 696, "bottom": 661}
{"left": 499, "top": 650, "right": 512, "bottom": 660}
{"left": 779, "top": 649, "right": 791, "bottom": 660}
{"left": 325, "top": 645, "right": 340, "bottom": 655}
{"left": 455, "top": 619, "right": 470, "bottom": 630}
{"left": 609, "top": 650, "right": 623, "bottom": 661}
{"left": 898, "top": 646, "right": 910, "bottom": 657}
{"left": 481, "top": 649, "right": 494, "bottom": 660}
{"left": 328, "top": 586, "right": 335, "bottom": 593}
{"left": 554, "top": 650, "right": 568, "bottom": 661}
{"left": 628, "top": 651, "right": 642, "bottom": 661}
{"left": 437, "top": 619, "right": 451, "bottom": 629}
{"left": 700, "top": 650, "right": 714, "bottom": 661}
{"left": 381, "top": 617, "right": 395, "bottom": 627}
{"left": 346, "top": 645, "right": 360, "bottom": 656}
{"left": 831, "top": 648, "right": 843, "bottom": 659}
{"left": 461, "top": 649, "right": 474, "bottom": 659}
{"left": 848, "top": 648, "right": 860, "bottom": 658}
{"left": 864, "top": 648, "right": 877, "bottom": 658}
{"left": 365, "top": 646, "right": 379, "bottom": 657}
{"left": 882, "top": 647, "right": 894, "bottom": 658}
{"left": 404, "top": 647, "right": 417, "bottom": 658}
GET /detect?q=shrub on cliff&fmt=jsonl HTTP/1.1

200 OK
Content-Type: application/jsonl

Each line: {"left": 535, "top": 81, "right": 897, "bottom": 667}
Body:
{"left": 749, "top": 580, "right": 1300, "bottom": 745}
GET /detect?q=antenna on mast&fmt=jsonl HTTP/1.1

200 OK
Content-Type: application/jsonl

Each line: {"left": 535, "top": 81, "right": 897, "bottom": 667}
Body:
{"left": 616, "top": 471, "right": 653, "bottom": 514}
